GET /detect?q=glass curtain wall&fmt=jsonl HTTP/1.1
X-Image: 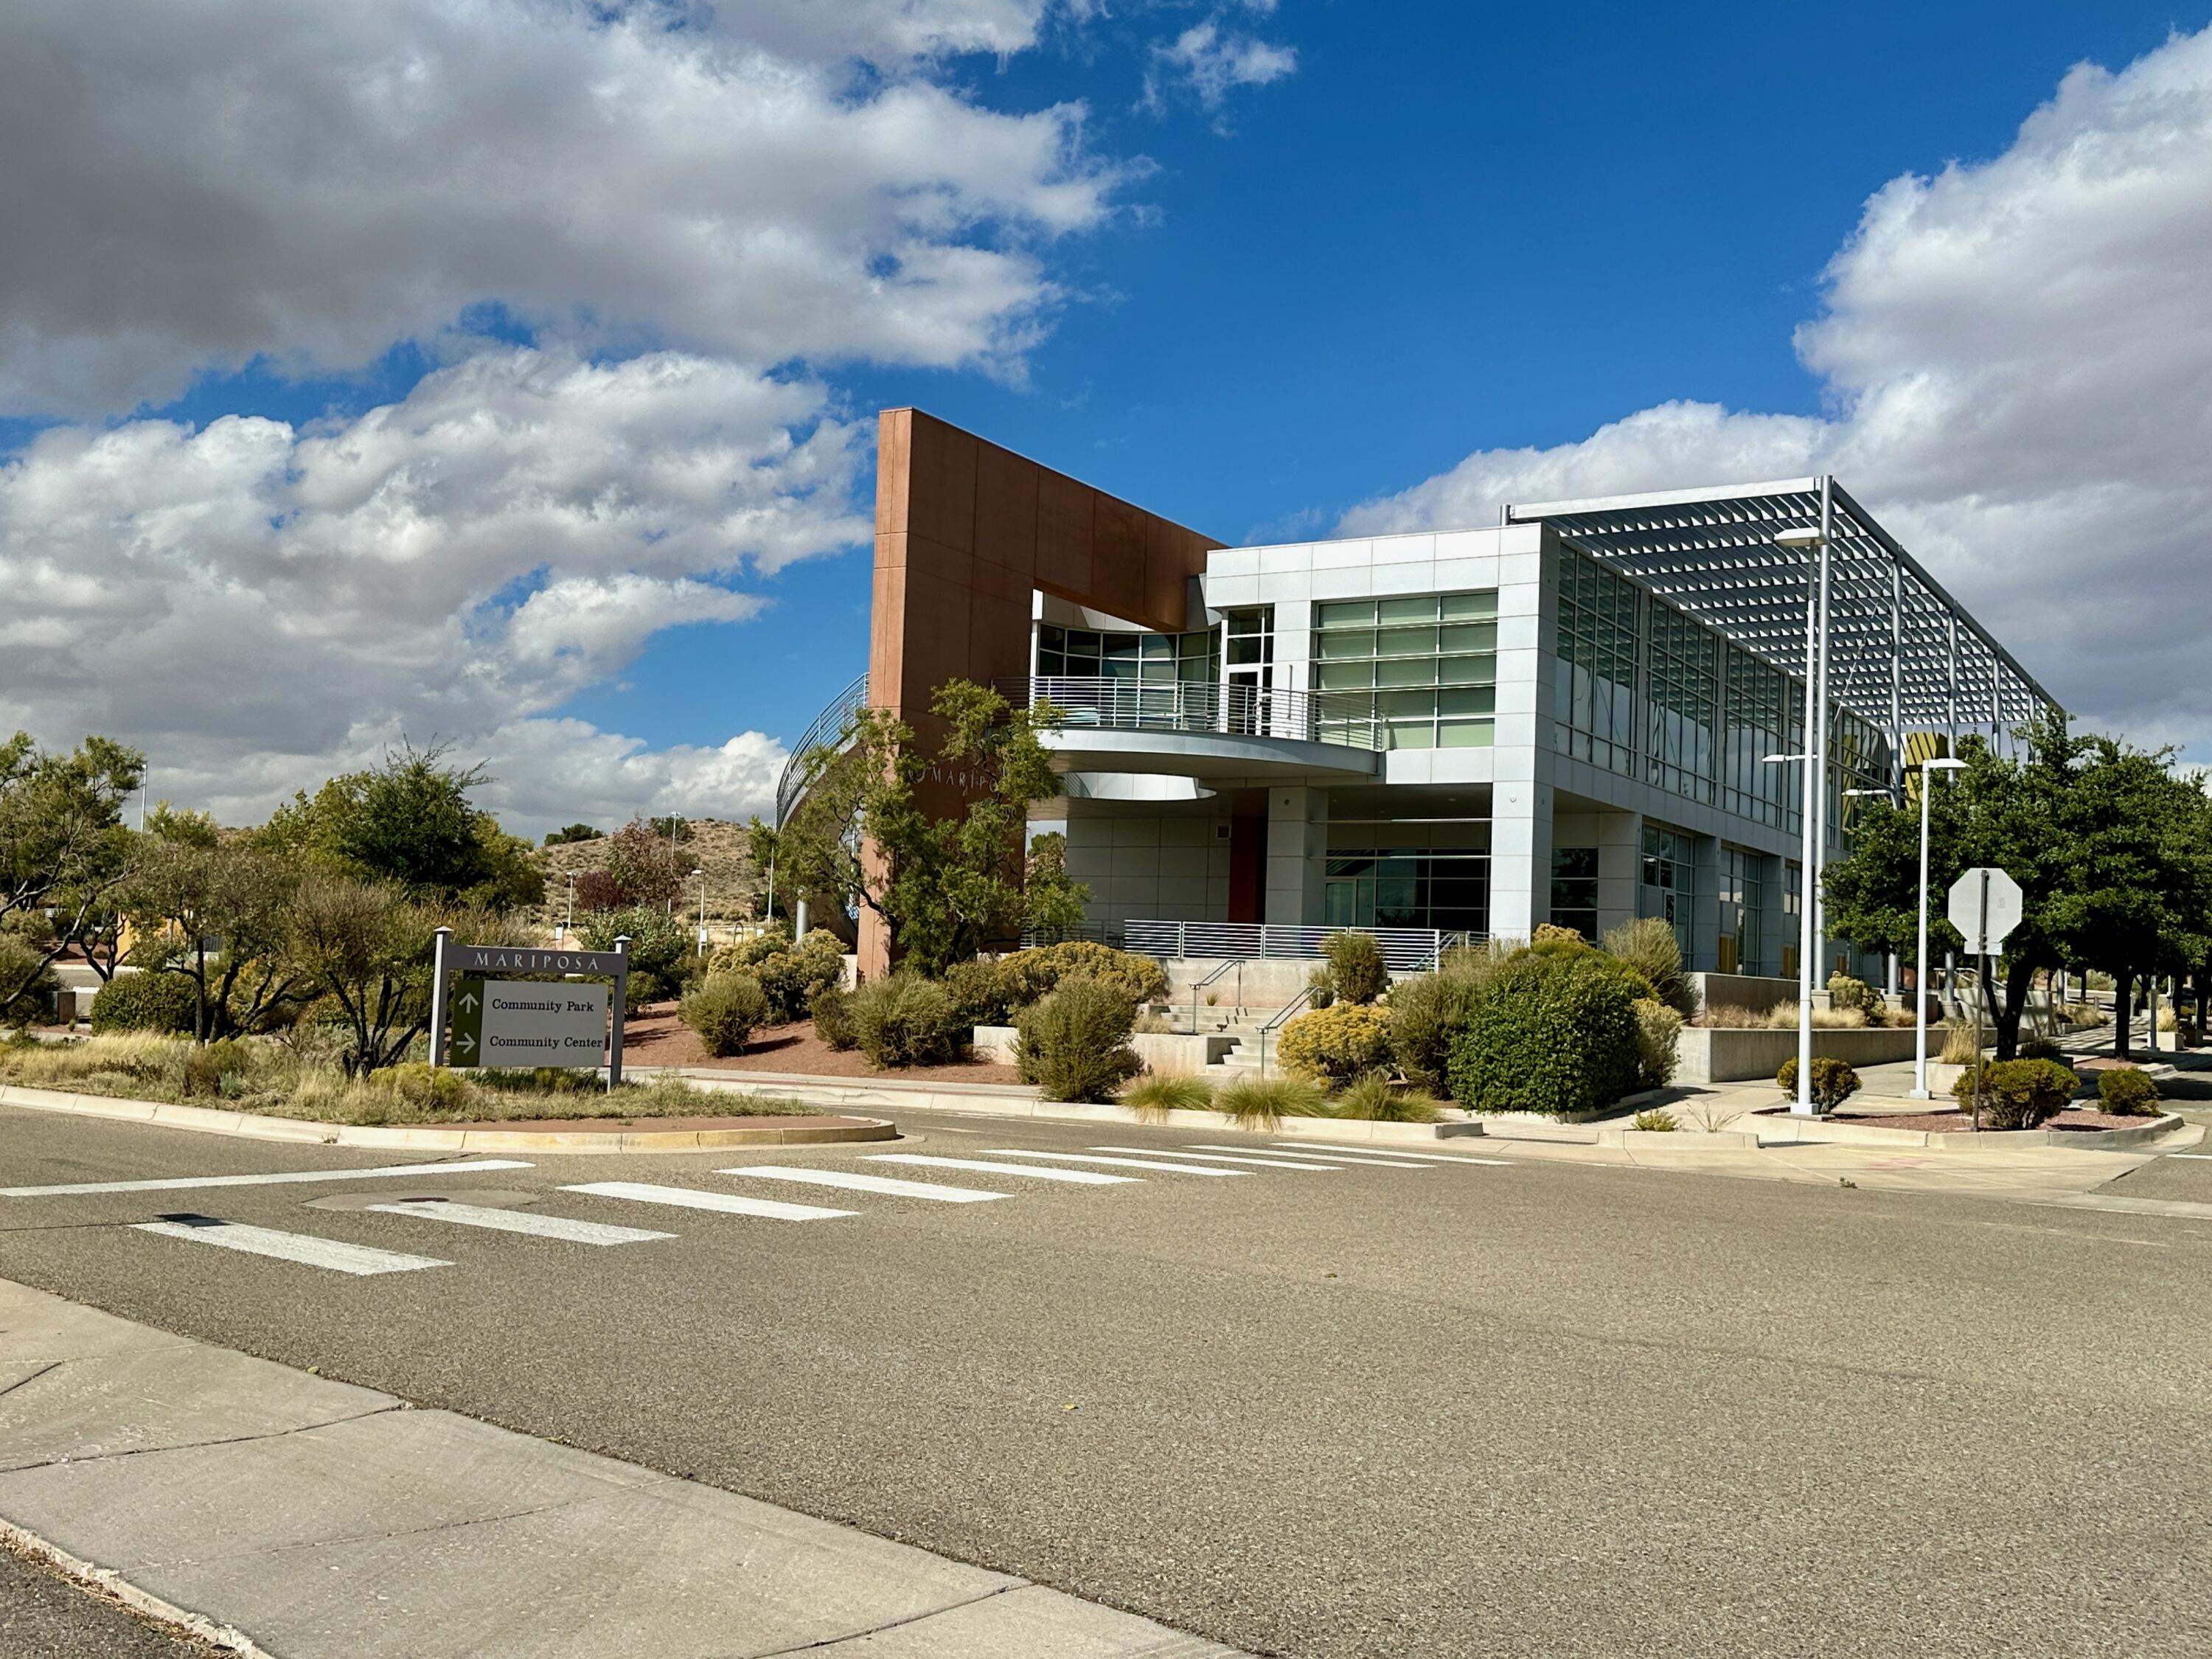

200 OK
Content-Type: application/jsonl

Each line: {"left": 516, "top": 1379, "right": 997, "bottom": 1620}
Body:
{"left": 1034, "top": 623, "right": 1218, "bottom": 729}
{"left": 1716, "top": 847, "right": 1766, "bottom": 975}
{"left": 1646, "top": 608, "right": 1719, "bottom": 801}
{"left": 1552, "top": 549, "right": 1638, "bottom": 773}
{"left": 1721, "top": 646, "right": 1801, "bottom": 832}
{"left": 1550, "top": 848, "right": 1599, "bottom": 939}
{"left": 1312, "top": 592, "right": 1498, "bottom": 748}
{"left": 1639, "top": 824, "right": 1695, "bottom": 961}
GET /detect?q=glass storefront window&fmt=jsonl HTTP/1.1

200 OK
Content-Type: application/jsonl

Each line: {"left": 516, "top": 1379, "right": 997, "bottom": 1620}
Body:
{"left": 1325, "top": 849, "right": 1489, "bottom": 933}
{"left": 1311, "top": 592, "right": 1498, "bottom": 749}
{"left": 1640, "top": 824, "right": 1695, "bottom": 963}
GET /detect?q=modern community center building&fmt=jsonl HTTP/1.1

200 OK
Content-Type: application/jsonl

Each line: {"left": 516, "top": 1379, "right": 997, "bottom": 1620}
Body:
{"left": 804, "top": 411, "right": 2054, "bottom": 980}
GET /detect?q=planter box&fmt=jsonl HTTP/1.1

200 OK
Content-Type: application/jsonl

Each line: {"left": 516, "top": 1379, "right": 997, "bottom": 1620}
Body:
{"left": 1675, "top": 1024, "right": 1919, "bottom": 1085}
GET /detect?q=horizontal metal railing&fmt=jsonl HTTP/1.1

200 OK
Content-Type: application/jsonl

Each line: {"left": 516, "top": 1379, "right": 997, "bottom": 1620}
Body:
{"left": 1003, "top": 677, "right": 1386, "bottom": 753}
{"left": 773, "top": 671, "right": 870, "bottom": 830}
{"left": 1119, "top": 921, "right": 1452, "bottom": 973}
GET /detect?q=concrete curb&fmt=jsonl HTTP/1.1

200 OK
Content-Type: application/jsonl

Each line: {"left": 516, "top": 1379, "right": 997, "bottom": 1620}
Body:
{"left": 0, "top": 1517, "right": 271, "bottom": 1658}
{"left": 0, "top": 1279, "right": 1248, "bottom": 1659}
{"left": 1745, "top": 1109, "right": 2188, "bottom": 1152}
{"left": 658, "top": 1069, "right": 1490, "bottom": 1144}
{"left": 0, "top": 1083, "right": 895, "bottom": 1154}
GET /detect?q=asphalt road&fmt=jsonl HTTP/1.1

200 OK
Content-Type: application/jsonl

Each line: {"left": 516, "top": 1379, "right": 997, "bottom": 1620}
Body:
{"left": 3, "top": 1102, "right": 2210, "bottom": 1658}
{"left": 0, "top": 1534, "right": 222, "bottom": 1658}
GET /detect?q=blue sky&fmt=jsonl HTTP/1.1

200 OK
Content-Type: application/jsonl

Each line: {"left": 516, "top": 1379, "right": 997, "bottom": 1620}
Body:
{"left": 5, "top": 1, "right": 2208, "bottom": 832}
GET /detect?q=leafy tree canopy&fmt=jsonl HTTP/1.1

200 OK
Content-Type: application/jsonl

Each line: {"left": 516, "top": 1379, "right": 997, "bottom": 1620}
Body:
{"left": 543, "top": 823, "right": 602, "bottom": 846}
{"left": 0, "top": 731, "right": 145, "bottom": 1010}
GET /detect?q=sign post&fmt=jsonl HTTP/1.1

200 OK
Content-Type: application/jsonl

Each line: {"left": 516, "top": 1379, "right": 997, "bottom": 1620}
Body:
{"left": 1947, "top": 867, "right": 2023, "bottom": 1130}
{"left": 428, "top": 941, "right": 631, "bottom": 1091}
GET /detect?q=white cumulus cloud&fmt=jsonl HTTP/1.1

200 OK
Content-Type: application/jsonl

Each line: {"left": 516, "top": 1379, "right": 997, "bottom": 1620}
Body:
{"left": 1343, "top": 25, "right": 2212, "bottom": 757}
{"left": 1144, "top": 15, "right": 1298, "bottom": 118}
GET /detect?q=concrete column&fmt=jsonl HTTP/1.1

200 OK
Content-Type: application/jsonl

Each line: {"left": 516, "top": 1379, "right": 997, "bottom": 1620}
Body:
{"left": 1264, "top": 786, "right": 1329, "bottom": 925}
{"left": 1688, "top": 834, "right": 1723, "bottom": 975}
{"left": 1594, "top": 810, "right": 1641, "bottom": 941}
{"left": 1756, "top": 852, "right": 1789, "bottom": 981}
{"left": 1489, "top": 779, "right": 1552, "bottom": 940}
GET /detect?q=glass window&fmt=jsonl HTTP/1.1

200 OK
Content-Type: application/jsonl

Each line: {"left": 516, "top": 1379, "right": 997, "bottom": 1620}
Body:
{"left": 1550, "top": 546, "right": 1638, "bottom": 775}
{"left": 1310, "top": 591, "right": 1499, "bottom": 750}
{"left": 1640, "top": 824, "right": 1696, "bottom": 964}
{"left": 1326, "top": 849, "right": 1489, "bottom": 933}
{"left": 1717, "top": 846, "right": 1766, "bottom": 977}
{"left": 1646, "top": 608, "right": 1719, "bottom": 802}
{"left": 1550, "top": 848, "right": 1599, "bottom": 940}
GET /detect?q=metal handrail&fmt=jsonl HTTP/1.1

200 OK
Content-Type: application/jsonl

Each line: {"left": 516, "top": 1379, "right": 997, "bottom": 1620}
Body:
{"left": 999, "top": 675, "right": 1387, "bottom": 753}
{"left": 1189, "top": 959, "right": 1242, "bottom": 1032}
{"left": 773, "top": 672, "right": 870, "bottom": 830}
{"left": 1255, "top": 986, "right": 1318, "bottom": 1079}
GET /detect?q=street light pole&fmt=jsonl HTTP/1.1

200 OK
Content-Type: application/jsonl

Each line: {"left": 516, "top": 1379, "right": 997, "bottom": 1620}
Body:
{"left": 692, "top": 866, "right": 708, "bottom": 956}
{"left": 1777, "top": 518, "right": 1832, "bottom": 1115}
{"left": 562, "top": 872, "right": 575, "bottom": 945}
{"left": 1909, "top": 757, "right": 1968, "bottom": 1098}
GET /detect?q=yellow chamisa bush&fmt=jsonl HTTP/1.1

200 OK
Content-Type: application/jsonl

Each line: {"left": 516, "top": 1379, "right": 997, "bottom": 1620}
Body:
{"left": 1276, "top": 1003, "right": 1393, "bottom": 1087}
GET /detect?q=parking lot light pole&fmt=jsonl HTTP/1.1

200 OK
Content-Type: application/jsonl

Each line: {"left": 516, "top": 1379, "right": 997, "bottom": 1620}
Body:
{"left": 1775, "top": 518, "right": 1832, "bottom": 1116}
{"left": 692, "top": 867, "right": 708, "bottom": 956}
{"left": 1909, "top": 757, "right": 1968, "bottom": 1098}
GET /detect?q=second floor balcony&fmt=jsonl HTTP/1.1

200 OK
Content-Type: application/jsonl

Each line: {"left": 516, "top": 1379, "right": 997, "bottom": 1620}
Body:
{"left": 1004, "top": 675, "right": 1385, "bottom": 782}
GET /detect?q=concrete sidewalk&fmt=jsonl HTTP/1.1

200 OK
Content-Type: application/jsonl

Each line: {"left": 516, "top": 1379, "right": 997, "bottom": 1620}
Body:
{"left": 0, "top": 1279, "right": 1239, "bottom": 1659}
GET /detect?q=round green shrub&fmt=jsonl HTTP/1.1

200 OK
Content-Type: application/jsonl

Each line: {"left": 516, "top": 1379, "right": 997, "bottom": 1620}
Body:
{"left": 943, "top": 956, "right": 1019, "bottom": 1028}
{"left": 809, "top": 981, "right": 858, "bottom": 1051}
{"left": 681, "top": 973, "right": 771, "bottom": 1058}
{"left": 1000, "top": 942, "right": 1167, "bottom": 1010}
{"left": 1276, "top": 1003, "right": 1393, "bottom": 1088}
{"left": 1321, "top": 931, "right": 1388, "bottom": 1005}
{"left": 2096, "top": 1065, "right": 2160, "bottom": 1116}
{"left": 1826, "top": 973, "right": 1886, "bottom": 1020}
{"left": 1777, "top": 1055, "right": 1863, "bottom": 1112}
{"left": 1015, "top": 975, "right": 1140, "bottom": 1102}
{"left": 90, "top": 973, "right": 198, "bottom": 1035}
{"left": 1448, "top": 953, "right": 1640, "bottom": 1117}
{"left": 1952, "top": 1057, "right": 2078, "bottom": 1129}
{"left": 1386, "top": 970, "right": 1479, "bottom": 1095}
{"left": 708, "top": 927, "right": 845, "bottom": 1023}
{"left": 849, "top": 972, "right": 966, "bottom": 1068}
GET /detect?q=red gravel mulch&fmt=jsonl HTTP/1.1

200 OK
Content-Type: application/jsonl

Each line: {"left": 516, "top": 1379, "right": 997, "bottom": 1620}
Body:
{"left": 1761, "top": 1104, "right": 2159, "bottom": 1133}
{"left": 619, "top": 1006, "right": 1022, "bottom": 1085}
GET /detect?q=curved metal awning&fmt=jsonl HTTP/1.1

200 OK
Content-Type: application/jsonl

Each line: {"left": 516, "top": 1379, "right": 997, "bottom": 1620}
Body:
{"left": 1506, "top": 478, "right": 2056, "bottom": 741}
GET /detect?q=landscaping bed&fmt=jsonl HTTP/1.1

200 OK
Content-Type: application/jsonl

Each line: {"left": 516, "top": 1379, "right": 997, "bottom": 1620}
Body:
{"left": 1812, "top": 1105, "right": 2157, "bottom": 1134}
{"left": 624, "top": 1005, "right": 1020, "bottom": 1084}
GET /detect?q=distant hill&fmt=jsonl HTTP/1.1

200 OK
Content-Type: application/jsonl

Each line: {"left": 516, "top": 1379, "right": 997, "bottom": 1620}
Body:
{"left": 535, "top": 818, "right": 765, "bottom": 932}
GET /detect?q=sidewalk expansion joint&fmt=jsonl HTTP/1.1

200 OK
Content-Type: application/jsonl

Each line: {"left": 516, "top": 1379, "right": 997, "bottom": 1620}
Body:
{"left": 0, "top": 1360, "right": 60, "bottom": 1402}
{"left": 748, "top": 1581, "right": 1027, "bottom": 1657}
{"left": 0, "top": 1401, "right": 405, "bottom": 1478}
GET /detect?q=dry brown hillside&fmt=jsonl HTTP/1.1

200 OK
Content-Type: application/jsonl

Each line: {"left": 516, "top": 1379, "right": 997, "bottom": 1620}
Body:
{"left": 535, "top": 818, "right": 765, "bottom": 933}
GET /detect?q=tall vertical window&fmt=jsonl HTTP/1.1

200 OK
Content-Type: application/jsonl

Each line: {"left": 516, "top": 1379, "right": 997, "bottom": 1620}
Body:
{"left": 1551, "top": 548, "right": 1638, "bottom": 773}
{"left": 1717, "top": 846, "right": 1766, "bottom": 976}
{"left": 1646, "top": 608, "right": 1719, "bottom": 801}
{"left": 1721, "top": 646, "right": 1800, "bottom": 832}
{"left": 1312, "top": 591, "right": 1498, "bottom": 749}
{"left": 1550, "top": 848, "right": 1599, "bottom": 940}
{"left": 1640, "top": 824, "right": 1695, "bottom": 963}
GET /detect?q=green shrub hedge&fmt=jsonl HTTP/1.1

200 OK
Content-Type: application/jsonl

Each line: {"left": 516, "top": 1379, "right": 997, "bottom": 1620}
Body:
{"left": 1015, "top": 976, "right": 1140, "bottom": 1102}
{"left": 2096, "top": 1066, "right": 2160, "bottom": 1116}
{"left": 808, "top": 982, "right": 857, "bottom": 1051}
{"left": 1001, "top": 941, "right": 1168, "bottom": 1009}
{"left": 1776, "top": 1055, "right": 1863, "bottom": 1112}
{"left": 1952, "top": 1057, "right": 2078, "bottom": 1129}
{"left": 1276, "top": 1002, "right": 1392, "bottom": 1088}
{"left": 90, "top": 973, "right": 198, "bottom": 1035}
{"left": 681, "top": 973, "right": 771, "bottom": 1057}
{"left": 1447, "top": 952, "right": 1640, "bottom": 1117}
{"left": 709, "top": 927, "right": 845, "bottom": 1023}
{"left": 1386, "top": 970, "right": 1478, "bottom": 1095}
{"left": 849, "top": 973, "right": 966, "bottom": 1068}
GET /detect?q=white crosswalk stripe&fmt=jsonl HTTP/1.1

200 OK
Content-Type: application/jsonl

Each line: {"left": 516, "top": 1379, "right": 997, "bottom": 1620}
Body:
{"left": 1087, "top": 1146, "right": 1342, "bottom": 1172}
{"left": 562, "top": 1182, "right": 854, "bottom": 1222}
{"left": 717, "top": 1166, "right": 1007, "bottom": 1203}
{"left": 1, "top": 1158, "right": 533, "bottom": 1199}
{"left": 1265, "top": 1143, "right": 1514, "bottom": 1166}
{"left": 131, "top": 1217, "right": 449, "bottom": 1276}
{"left": 866, "top": 1155, "right": 1138, "bottom": 1186}
{"left": 1186, "top": 1143, "right": 1430, "bottom": 1169}
{"left": 981, "top": 1150, "right": 1245, "bottom": 1177}
{"left": 362, "top": 1200, "right": 673, "bottom": 1245}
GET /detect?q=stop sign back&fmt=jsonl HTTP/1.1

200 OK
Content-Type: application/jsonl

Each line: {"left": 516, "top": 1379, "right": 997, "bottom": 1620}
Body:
{"left": 1947, "top": 866, "right": 2023, "bottom": 953}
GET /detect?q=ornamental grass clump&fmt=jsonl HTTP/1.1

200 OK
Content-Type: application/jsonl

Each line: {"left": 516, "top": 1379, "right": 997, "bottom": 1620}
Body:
{"left": 1631, "top": 998, "right": 1682, "bottom": 1088}
{"left": 1603, "top": 917, "right": 1697, "bottom": 1020}
{"left": 680, "top": 973, "right": 771, "bottom": 1058}
{"left": 2096, "top": 1066, "right": 2160, "bottom": 1116}
{"left": 1447, "top": 951, "right": 1641, "bottom": 1118}
{"left": 1120, "top": 1072, "right": 1214, "bottom": 1122}
{"left": 848, "top": 972, "right": 967, "bottom": 1068}
{"left": 1953, "top": 1057, "right": 2078, "bottom": 1130}
{"left": 1276, "top": 1003, "right": 1393, "bottom": 1088}
{"left": 1775, "top": 1056, "right": 1863, "bottom": 1113}
{"left": 807, "top": 981, "right": 857, "bottom": 1051}
{"left": 1329, "top": 1073, "right": 1440, "bottom": 1123}
{"left": 1015, "top": 975, "right": 1140, "bottom": 1102}
{"left": 1214, "top": 1074, "right": 1326, "bottom": 1131}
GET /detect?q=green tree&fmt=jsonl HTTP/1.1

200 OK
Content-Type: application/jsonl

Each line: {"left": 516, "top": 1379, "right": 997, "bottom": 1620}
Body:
{"left": 601, "top": 817, "right": 681, "bottom": 910}
{"left": 1023, "top": 831, "right": 1089, "bottom": 937}
{"left": 122, "top": 839, "right": 313, "bottom": 1040}
{"left": 758, "top": 681, "right": 1070, "bottom": 974}
{"left": 0, "top": 732, "right": 145, "bottom": 1010}
{"left": 543, "top": 823, "right": 602, "bottom": 846}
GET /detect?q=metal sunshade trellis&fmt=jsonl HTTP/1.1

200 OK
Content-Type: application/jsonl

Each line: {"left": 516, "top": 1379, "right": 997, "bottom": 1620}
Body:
{"left": 1503, "top": 477, "right": 2057, "bottom": 765}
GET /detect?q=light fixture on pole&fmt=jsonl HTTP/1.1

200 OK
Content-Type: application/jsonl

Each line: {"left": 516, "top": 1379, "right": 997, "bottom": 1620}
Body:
{"left": 692, "top": 867, "right": 709, "bottom": 955}
{"left": 1775, "top": 518, "right": 1832, "bottom": 1116}
{"left": 1909, "top": 757, "right": 1968, "bottom": 1098}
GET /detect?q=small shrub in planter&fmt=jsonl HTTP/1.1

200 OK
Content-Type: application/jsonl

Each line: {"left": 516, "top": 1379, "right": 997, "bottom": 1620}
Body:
{"left": 1015, "top": 976, "right": 1140, "bottom": 1102}
{"left": 1631, "top": 998, "right": 1683, "bottom": 1088}
{"left": 1121, "top": 1072, "right": 1214, "bottom": 1121}
{"left": 90, "top": 973, "right": 198, "bottom": 1035}
{"left": 1321, "top": 931, "right": 1388, "bottom": 1005}
{"left": 943, "top": 956, "right": 1019, "bottom": 1027}
{"left": 2017, "top": 1036, "right": 2065, "bottom": 1062}
{"left": 1214, "top": 1074, "right": 1326, "bottom": 1130}
{"left": 1630, "top": 1107, "right": 1679, "bottom": 1131}
{"left": 1951, "top": 1057, "right": 2077, "bottom": 1129}
{"left": 1276, "top": 1003, "right": 1393, "bottom": 1088}
{"left": 1826, "top": 973, "right": 1885, "bottom": 1020}
{"left": 2096, "top": 1066, "right": 2160, "bottom": 1116}
{"left": 681, "top": 973, "right": 771, "bottom": 1057}
{"left": 1776, "top": 1056, "right": 1863, "bottom": 1113}
{"left": 1387, "top": 968, "right": 1481, "bottom": 1096}
{"left": 808, "top": 982, "right": 857, "bottom": 1051}
{"left": 849, "top": 973, "right": 966, "bottom": 1068}
{"left": 1305, "top": 966, "right": 1336, "bottom": 1009}
{"left": 1448, "top": 952, "right": 1640, "bottom": 1118}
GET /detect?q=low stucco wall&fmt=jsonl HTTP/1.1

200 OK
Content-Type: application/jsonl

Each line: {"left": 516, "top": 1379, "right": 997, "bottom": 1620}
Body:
{"left": 1688, "top": 973, "right": 1800, "bottom": 1016}
{"left": 1676, "top": 1025, "right": 1919, "bottom": 1085}
{"left": 970, "top": 1026, "right": 1234, "bottom": 1071}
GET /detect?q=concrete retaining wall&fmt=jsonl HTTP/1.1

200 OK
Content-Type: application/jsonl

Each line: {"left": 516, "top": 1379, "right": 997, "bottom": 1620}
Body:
{"left": 1688, "top": 973, "right": 1798, "bottom": 1016}
{"left": 1675, "top": 1025, "right": 1919, "bottom": 1084}
{"left": 970, "top": 1026, "right": 1231, "bottom": 1072}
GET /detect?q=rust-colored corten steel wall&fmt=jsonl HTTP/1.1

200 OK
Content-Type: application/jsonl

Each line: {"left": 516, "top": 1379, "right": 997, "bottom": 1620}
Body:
{"left": 860, "top": 408, "right": 1220, "bottom": 975}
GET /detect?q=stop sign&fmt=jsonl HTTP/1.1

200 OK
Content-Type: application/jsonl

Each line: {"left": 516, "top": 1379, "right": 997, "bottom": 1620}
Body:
{"left": 1947, "top": 866, "right": 2023, "bottom": 953}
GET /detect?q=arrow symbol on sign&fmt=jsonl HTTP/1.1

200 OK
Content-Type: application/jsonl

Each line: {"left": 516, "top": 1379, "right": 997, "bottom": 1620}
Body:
{"left": 456, "top": 1032, "right": 476, "bottom": 1054}
{"left": 457, "top": 990, "right": 479, "bottom": 1012}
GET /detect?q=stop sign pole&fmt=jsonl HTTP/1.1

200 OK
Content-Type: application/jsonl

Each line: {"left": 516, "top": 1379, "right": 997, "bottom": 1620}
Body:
{"left": 1947, "top": 867, "right": 2023, "bottom": 1129}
